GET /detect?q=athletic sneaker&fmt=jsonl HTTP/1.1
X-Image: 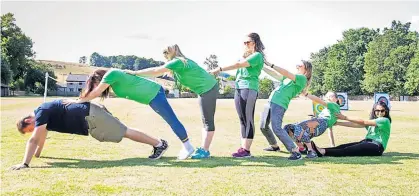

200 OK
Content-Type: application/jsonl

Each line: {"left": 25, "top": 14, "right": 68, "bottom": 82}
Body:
{"left": 263, "top": 146, "right": 280, "bottom": 152}
{"left": 288, "top": 152, "right": 302, "bottom": 160}
{"left": 232, "top": 148, "right": 252, "bottom": 158}
{"left": 306, "top": 150, "right": 318, "bottom": 159}
{"left": 311, "top": 141, "right": 323, "bottom": 157}
{"left": 299, "top": 147, "right": 308, "bottom": 155}
{"left": 191, "top": 147, "right": 210, "bottom": 159}
{"left": 177, "top": 145, "right": 194, "bottom": 160}
{"left": 149, "top": 139, "right": 169, "bottom": 160}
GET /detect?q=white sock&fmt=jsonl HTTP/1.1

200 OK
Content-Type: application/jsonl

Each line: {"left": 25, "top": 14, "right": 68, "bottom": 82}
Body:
{"left": 154, "top": 140, "right": 163, "bottom": 147}
{"left": 183, "top": 140, "right": 193, "bottom": 150}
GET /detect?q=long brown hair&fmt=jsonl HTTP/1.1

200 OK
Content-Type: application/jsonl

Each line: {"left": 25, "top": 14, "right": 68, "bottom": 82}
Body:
{"left": 301, "top": 60, "right": 313, "bottom": 94}
{"left": 81, "top": 69, "right": 110, "bottom": 99}
{"left": 244, "top": 33, "right": 266, "bottom": 61}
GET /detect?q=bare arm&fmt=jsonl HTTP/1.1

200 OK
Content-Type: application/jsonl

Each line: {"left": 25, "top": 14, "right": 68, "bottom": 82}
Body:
{"left": 11, "top": 125, "right": 48, "bottom": 170}
{"left": 265, "top": 63, "right": 296, "bottom": 81}
{"left": 262, "top": 66, "right": 283, "bottom": 81}
{"left": 335, "top": 121, "right": 367, "bottom": 128}
{"left": 336, "top": 113, "right": 377, "bottom": 126}
{"left": 210, "top": 60, "right": 250, "bottom": 75}
{"left": 328, "top": 127, "right": 335, "bottom": 147}
{"left": 77, "top": 83, "right": 110, "bottom": 103}
{"left": 34, "top": 131, "right": 47, "bottom": 158}
{"left": 306, "top": 94, "right": 327, "bottom": 106}
{"left": 129, "top": 66, "right": 170, "bottom": 77}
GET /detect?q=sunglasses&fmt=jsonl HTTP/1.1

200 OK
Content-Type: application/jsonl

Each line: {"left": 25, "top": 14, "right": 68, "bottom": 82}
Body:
{"left": 163, "top": 51, "right": 168, "bottom": 55}
{"left": 244, "top": 41, "right": 253, "bottom": 45}
{"left": 374, "top": 109, "right": 386, "bottom": 113}
{"left": 296, "top": 64, "right": 304, "bottom": 68}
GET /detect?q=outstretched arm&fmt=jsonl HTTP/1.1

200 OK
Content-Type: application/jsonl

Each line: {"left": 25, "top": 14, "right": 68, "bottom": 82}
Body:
{"left": 127, "top": 66, "right": 170, "bottom": 77}
{"left": 306, "top": 94, "right": 327, "bottom": 106}
{"left": 335, "top": 121, "right": 367, "bottom": 128}
{"left": 264, "top": 62, "right": 296, "bottom": 81}
{"left": 262, "top": 66, "right": 283, "bottom": 81}
{"left": 336, "top": 113, "right": 377, "bottom": 127}
{"left": 34, "top": 131, "right": 47, "bottom": 157}
{"left": 77, "top": 82, "right": 110, "bottom": 103}
{"left": 210, "top": 59, "right": 250, "bottom": 75}
{"left": 11, "top": 125, "right": 48, "bottom": 170}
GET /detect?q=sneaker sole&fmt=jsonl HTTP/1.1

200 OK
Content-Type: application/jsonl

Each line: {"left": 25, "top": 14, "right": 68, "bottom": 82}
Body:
{"left": 149, "top": 146, "right": 169, "bottom": 160}
{"left": 233, "top": 155, "right": 253, "bottom": 158}
{"left": 288, "top": 156, "right": 303, "bottom": 161}
{"left": 177, "top": 149, "right": 194, "bottom": 160}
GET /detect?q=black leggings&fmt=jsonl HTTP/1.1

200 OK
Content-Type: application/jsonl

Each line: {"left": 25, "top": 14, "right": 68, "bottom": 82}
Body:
{"left": 324, "top": 140, "right": 384, "bottom": 157}
{"left": 234, "top": 89, "right": 258, "bottom": 139}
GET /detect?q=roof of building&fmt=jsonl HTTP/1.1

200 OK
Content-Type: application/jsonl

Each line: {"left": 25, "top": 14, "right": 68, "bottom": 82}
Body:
{"left": 66, "top": 74, "right": 89, "bottom": 82}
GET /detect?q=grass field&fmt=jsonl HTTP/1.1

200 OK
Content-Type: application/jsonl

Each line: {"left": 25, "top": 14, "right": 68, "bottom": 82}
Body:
{"left": 1, "top": 97, "right": 419, "bottom": 195}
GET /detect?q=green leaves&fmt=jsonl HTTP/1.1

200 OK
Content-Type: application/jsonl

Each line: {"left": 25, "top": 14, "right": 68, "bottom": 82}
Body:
{"left": 311, "top": 21, "right": 419, "bottom": 96}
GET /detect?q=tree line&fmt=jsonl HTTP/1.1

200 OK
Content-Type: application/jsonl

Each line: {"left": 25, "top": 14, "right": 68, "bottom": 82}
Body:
{"left": 309, "top": 20, "right": 419, "bottom": 96}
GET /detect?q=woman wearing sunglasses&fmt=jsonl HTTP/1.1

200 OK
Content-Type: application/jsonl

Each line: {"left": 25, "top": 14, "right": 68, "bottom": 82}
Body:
{"left": 209, "top": 32, "right": 265, "bottom": 158}
{"left": 311, "top": 101, "right": 391, "bottom": 157}
{"left": 260, "top": 60, "right": 313, "bottom": 160}
{"left": 125, "top": 44, "right": 218, "bottom": 160}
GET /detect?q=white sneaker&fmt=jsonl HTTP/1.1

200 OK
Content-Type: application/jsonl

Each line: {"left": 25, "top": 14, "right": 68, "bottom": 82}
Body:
{"left": 177, "top": 146, "right": 194, "bottom": 160}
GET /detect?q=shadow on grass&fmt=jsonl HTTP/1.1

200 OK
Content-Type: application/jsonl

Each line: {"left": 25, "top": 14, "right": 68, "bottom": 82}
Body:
{"left": 34, "top": 152, "right": 419, "bottom": 169}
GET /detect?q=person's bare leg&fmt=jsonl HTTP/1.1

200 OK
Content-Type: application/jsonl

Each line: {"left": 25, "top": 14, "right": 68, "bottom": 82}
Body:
{"left": 202, "top": 129, "right": 215, "bottom": 151}
{"left": 242, "top": 138, "right": 253, "bottom": 151}
{"left": 124, "top": 127, "right": 159, "bottom": 146}
{"left": 328, "top": 128, "right": 335, "bottom": 147}
{"left": 305, "top": 142, "right": 313, "bottom": 151}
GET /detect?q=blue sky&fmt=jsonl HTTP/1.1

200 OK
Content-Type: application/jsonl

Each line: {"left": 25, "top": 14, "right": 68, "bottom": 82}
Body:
{"left": 2, "top": 1, "right": 418, "bottom": 73}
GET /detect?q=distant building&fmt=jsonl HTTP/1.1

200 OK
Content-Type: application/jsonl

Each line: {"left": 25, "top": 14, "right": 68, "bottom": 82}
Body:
{"left": 1, "top": 83, "right": 10, "bottom": 97}
{"left": 66, "top": 74, "right": 88, "bottom": 93}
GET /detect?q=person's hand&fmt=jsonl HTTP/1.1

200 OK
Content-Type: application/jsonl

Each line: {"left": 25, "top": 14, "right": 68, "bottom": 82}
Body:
{"left": 209, "top": 68, "right": 221, "bottom": 75}
{"left": 62, "top": 99, "right": 78, "bottom": 106}
{"left": 335, "top": 113, "right": 347, "bottom": 120}
{"left": 10, "top": 163, "right": 29, "bottom": 170}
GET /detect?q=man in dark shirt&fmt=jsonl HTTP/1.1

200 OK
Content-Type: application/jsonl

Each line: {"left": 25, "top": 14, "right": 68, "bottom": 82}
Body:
{"left": 11, "top": 100, "right": 169, "bottom": 170}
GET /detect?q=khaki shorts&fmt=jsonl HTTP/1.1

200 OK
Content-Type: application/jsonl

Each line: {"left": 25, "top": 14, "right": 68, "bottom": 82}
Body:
{"left": 86, "top": 103, "right": 127, "bottom": 143}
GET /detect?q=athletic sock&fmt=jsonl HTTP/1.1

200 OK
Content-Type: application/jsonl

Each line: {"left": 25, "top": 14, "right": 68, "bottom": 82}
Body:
{"left": 154, "top": 140, "right": 163, "bottom": 148}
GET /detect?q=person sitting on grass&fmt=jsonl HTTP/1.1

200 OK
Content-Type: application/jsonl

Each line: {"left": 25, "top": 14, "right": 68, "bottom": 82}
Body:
{"left": 311, "top": 101, "right": 391, "bottom": 157}
{"left": 283, "top": 92, "right": 341, "bottom": 159}
{"left": 10, "top": 100, "right": 168, "bottom": 170}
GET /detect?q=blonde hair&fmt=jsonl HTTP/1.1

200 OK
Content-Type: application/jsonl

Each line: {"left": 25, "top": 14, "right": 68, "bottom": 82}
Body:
{"left": 164, "top": 44, "right": 188, "bottom": 66}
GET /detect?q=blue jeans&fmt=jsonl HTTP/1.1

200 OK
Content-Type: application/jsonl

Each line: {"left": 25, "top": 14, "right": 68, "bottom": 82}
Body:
{"left": 149, "top": 88, "right": 188, "bottom": 142}
{"left": 270, "top": 102, "right": 297, "bottom": 152}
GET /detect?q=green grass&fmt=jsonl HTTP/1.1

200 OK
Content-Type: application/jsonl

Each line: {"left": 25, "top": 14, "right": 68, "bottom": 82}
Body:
{"left": 1, "top": 97, "right": 419, "bottom": 195}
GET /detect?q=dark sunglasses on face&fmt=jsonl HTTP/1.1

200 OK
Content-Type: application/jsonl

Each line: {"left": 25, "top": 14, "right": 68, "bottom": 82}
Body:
{"left": 244, "top": 41, "right": 253, "bottom": 45}
{"left": 375, "top": 109, "right": 386, "bottom": 113}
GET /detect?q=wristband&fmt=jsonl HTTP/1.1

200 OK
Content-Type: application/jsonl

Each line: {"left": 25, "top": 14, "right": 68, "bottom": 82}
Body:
{"left": 23, "top": 163, "right": 29, "bottom": 167}
{"left": 219, "top": 67, "right": 223, "bottom": 71}
{"left": 271, "top": 64, "right": 275, "bottom": 68}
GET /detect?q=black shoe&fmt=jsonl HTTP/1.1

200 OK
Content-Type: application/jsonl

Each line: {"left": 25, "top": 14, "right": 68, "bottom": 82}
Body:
{"left": 149, "top": 139, "right": 169, "bottom": 160}
{"left": 263, "top": 146, "right": 280, "bottom": 152}
{"left": 288, "top": 152, "right": 302, "bottom": 160}
{"left": 311, "top": 141, "right": 323, "bottom": 157}
{"left": 299, "top": 148, "right": 308, "bottom": 155}
{"left": 305, "top": 150, "right": 318, "bottom": 159}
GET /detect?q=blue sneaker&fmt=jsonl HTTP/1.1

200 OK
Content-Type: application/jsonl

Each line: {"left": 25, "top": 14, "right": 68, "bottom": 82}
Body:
{"left": 191, "top": 147, "right": 210, "bottom": 159}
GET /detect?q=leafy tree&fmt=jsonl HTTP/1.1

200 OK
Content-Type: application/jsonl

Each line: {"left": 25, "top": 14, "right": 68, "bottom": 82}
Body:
{"left": 203, "top": 54, "right": 218, "bottom": 71}
{"left": 1, "top": 13, "right": 35, "bottom": 82}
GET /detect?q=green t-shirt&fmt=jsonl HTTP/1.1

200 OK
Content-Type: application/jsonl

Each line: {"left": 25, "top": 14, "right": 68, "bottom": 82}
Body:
{"left": 165, "top": 58, "right": 217, "bottom": 95}
{"left": 318, "top": 102, "right": 341, "bottom": 128}
{"left": 270, "top": 74, "right": 307, "bottom": 110}
{"left": 101, "top": 69, "right": 161, "bottom": 104}
{"left": 365, "top": 117, "right": 391, "bottom": 150}
{"left": 235, "top": 52, "right": 264, "bottom": 91}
